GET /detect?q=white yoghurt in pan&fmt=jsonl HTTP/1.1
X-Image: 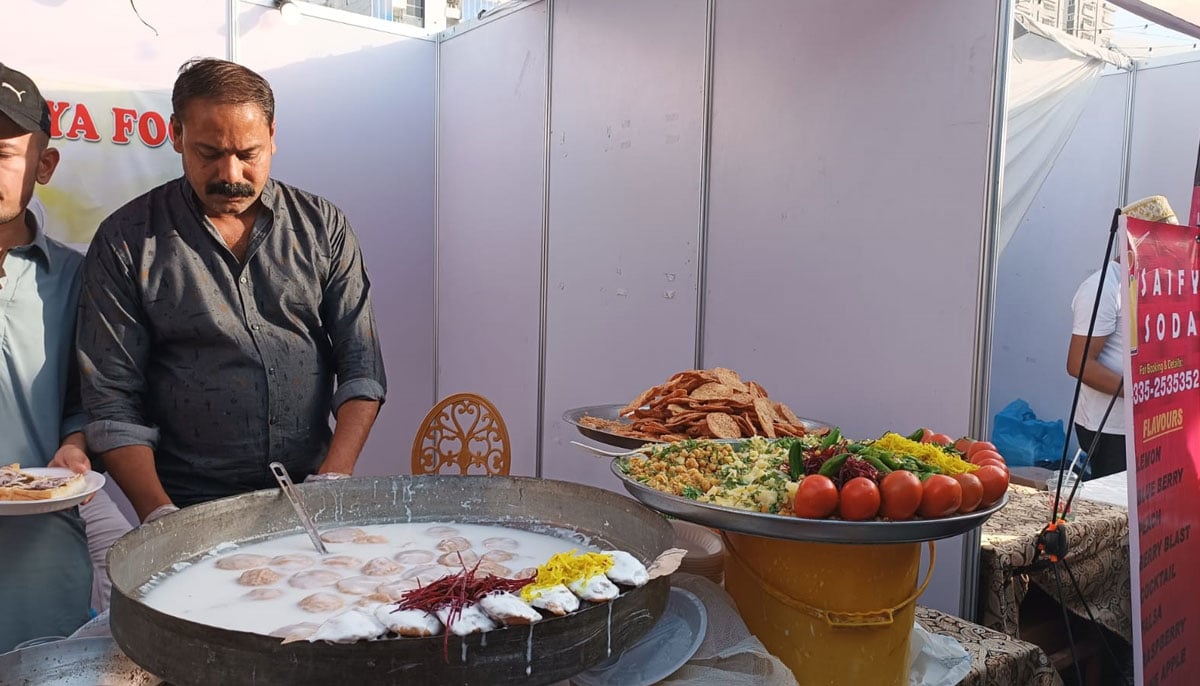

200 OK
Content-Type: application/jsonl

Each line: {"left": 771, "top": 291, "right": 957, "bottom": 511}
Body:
{"left": 139, "top": 522, "right": 588, "bottom": 637}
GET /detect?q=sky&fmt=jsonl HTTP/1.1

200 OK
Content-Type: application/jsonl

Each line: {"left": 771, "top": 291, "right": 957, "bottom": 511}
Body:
{"left": 1105, "top": 7, "right": 1199, "bottom": 58}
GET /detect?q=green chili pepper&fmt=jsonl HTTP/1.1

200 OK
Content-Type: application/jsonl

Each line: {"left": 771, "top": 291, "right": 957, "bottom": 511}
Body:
{"left": 818, "top": 452, "right": 851, "bottom": 478}
{"left": 861, "top": 454, "right": 892, "bottom": 475}
{"left": 819, "top": 427, "right": 842, "bottom": 451}
{"left": 788, "top": 442, "right": 805, "bottom": 481}
{"left": 905, "top": 428, "right": 926, "bottom": 442}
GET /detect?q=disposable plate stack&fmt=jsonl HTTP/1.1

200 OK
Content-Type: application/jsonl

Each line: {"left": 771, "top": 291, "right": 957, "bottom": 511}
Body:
{"left": 670, "top": 520, "right": 725, "bottom": 584}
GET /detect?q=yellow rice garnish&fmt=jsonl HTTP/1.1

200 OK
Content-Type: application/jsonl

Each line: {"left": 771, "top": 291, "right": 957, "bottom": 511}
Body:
{"left": 873, "top": 433, "right": 980, "bottom": 475}
{"left": 520, "top": 549, "right": 614, "bottom": 601}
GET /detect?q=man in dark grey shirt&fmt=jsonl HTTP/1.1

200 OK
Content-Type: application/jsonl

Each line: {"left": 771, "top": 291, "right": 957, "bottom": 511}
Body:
{"left": 78, "top": 59, "right": 386, "bottom": 522}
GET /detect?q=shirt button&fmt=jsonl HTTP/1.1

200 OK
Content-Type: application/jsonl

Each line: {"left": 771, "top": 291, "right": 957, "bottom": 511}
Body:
{"left": 239, "top": 276, "right": 247, "bottom": 284}
{"left": 269, "top": 416, "right": 277, "bottom": 425}
{"left": 268, "top": 367, "right": 276, "bottom": 375}
{"left": 251, "top": 324, "right": 260, "bottom": 331}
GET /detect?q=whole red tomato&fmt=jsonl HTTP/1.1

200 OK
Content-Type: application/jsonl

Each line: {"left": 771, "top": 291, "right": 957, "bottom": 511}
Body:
{"left": 927, "top": 433, "right": 953, "bottom": 447}
{"left": 879, "top": 470, "right": 923, "bottom": 520}
{"left": 953, "top": 473, "right": 984, "bottom": 513}
{"left": 918, "top": 475, "right": 962, "bottom": 518}
{"left": 793, "top": 475, "right": 839, "bottom": 519}
{"left": 967, "top": 441, "right": 998, "bottom": 459}
{"left": 839, "top": 477, "right": 881, "bottom": 521}
{"left": 975, "top": 465, "right": 1010, "bottom": 506}
{"left": 969, "top": 449, "right": 1005, "bottom": 466}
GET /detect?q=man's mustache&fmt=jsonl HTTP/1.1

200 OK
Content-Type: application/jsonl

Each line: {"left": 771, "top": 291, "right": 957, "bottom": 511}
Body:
{"left": 206, "top": 182, "right": 255, "bottom": 198}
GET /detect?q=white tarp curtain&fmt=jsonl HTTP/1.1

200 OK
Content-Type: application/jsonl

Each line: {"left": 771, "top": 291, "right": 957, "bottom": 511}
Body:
{"left": 1108, "top": 0, "right": 1200, "bottom": 40}
{"left": 999, "top": 18, "right": 1130, "bottom": 255}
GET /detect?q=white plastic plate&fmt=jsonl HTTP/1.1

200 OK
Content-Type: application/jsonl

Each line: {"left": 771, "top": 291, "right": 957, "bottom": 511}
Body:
{"left": 0, "top": 469, "right": 106, "bottom": 516}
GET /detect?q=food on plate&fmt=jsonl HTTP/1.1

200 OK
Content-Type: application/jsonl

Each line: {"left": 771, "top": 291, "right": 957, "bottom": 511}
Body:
{"left": 319, "top": 528, "right": 367, "bottom": 544}
{"left": 393, "top": 549, "right": 435, "bottom": 565}
{"left": 244, "top": 588, "right": 284, "bottom": 601}
{"left": 270, "top": 622, "right": 319, "bottom": 643}
{"left": 917, "top": 475, "right": 962, "bottom": 519}
{"left": 336, "top": 576, "right": 385, "bottom": 595}
{"left": 269, "top": 554, "right": 316, "bottom": 572}
{"left": 436, "top": 604, "right": 497, "bottom": 636}
{"left": 623, "top": 437, "right": 800, "bottom": 514}
{"left": 0, "top": 463, "right": 87, "bottom": 501}
{"left": 579, "top": 367, "right": 816, "bottom": 441}
{"left": 619, "top": 427, "right": 1010, "bottom": 522}
{"left": 837, "top": 477, "right": 881, "bottom": 521}
{"left": 438, "top": 549, "right": 480, "bottom": 567}
{"left": 527, "top": 585, "right": 579, "bottom": 616}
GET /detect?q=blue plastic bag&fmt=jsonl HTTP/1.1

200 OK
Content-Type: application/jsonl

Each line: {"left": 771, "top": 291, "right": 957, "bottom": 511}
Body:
{"left": 990, "top": 399, "right": 1066, "bottom": 468}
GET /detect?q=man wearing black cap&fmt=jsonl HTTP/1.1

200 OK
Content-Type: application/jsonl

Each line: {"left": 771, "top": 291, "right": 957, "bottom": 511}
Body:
{"left": 0, "top": 63, "right": 94, "bottom": 651}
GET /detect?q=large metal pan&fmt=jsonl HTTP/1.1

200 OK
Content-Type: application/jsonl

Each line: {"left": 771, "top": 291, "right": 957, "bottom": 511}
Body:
{"left": 108, "top": 475, "right": 673, "bottom": 686}
{"left": 0, "top": 637, "right": 161, "bottom": 686}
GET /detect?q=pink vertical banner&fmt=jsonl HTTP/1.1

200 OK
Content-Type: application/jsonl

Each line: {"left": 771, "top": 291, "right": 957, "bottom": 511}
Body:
{"left": 1122, "top": 215, "right": 1200, "bottom": 686}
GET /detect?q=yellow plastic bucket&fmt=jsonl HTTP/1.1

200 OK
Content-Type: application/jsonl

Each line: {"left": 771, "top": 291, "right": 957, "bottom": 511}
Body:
{"left": 722, "top": 533, "right": 935, "bottom": 686}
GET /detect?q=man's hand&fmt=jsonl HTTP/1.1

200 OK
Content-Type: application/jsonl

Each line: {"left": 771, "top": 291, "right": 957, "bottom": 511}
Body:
{"left": 48, "top": 443, "right": 90, "bottom": 474}
{"left": 49, "top": 436, "right": 94, "bottom": 504}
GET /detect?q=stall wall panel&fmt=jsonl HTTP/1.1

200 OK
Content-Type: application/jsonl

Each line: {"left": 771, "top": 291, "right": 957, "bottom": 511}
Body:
{"left": 239, "top": 4, "right": 437, "bottom": 477}
{"left": 990, "top": 73, "right": 1129, "bottom": 444}
{"left": 541, "top": 0, "right": 707, "bottom": 487}
{"left": 437, "top": 4, "right": 549, "bottom": 476}
{"left": 703, "top": 0, "right": 1001, "bottom": 613}
{"left": 1126, "top": 58, "right": 1200, "bottom": 225}
{"left": 1, "top": 0, "right": 227, "bottom": 88}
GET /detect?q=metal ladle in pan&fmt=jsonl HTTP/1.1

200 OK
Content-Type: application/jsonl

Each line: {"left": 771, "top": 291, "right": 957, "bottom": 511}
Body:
{"left": 268, "top": 461, "right": 329, "bottom": 555}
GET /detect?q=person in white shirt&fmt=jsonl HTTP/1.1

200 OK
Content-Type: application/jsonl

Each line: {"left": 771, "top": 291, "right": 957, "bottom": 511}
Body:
{"left": 1065, "top": 195, "right": 1177, "bottom": 480}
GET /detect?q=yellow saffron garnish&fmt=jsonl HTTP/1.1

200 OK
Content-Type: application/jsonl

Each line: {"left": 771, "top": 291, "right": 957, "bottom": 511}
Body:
{"left": 520, "top": 549, "right": 614, "bottom": 601}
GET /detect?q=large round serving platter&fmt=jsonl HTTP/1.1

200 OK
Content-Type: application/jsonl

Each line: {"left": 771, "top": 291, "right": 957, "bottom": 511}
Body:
{"left": 611, "top": 459, "right": 1007, "bottom": 545}
{"left": 563, "top": 403, "right": 833, "bottom": 451}
{"left": 0, "top": 636, "right": 162, "bottom": 686}
{"left": 108, "top": 475, "right": 673, "bottom": 686}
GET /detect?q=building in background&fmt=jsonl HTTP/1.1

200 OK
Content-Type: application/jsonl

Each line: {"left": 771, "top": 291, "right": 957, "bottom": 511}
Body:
{"left": 1015, "top": 0, "right": 1116, "bottom": 44}
{"left": 302, "top": 0, "right": 513, "bottom": 31}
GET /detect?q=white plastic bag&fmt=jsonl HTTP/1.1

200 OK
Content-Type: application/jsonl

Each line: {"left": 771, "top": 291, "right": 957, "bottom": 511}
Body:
{"left": 908, "top": 622, "right": 972, "bottom": 686}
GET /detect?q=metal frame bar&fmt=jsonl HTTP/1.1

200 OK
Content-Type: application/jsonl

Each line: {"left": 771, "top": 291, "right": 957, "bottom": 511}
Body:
{"left": 438, "top": 0, "right": 544, "bottom": 42}
{"left": 535, "top": 0, "right": 554, "bottom": 478}
{"left": 240, "top": 0, "right": 435, "bottom": 40}
{"left": 1118, "top": 63, "right": 1139, "bottom": 207}
{"left": 693, "top": 0, "right": 716, "bottom": 370}
{"left": 432, "top": 29, "right": 443, "bottom": 407}
{"left": 961, "top": 0, "right": 1014, "bottom": 622}
{"left": 228, "top": 0, "right": 240, "bottom": 61}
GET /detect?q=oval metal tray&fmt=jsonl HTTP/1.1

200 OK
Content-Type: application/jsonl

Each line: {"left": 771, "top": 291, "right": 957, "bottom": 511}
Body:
{"left": 563, "top": 404, "right": 832, "bottom": 451}
{"left": 611, "top": 459, "right": 1007, "bottom": 545}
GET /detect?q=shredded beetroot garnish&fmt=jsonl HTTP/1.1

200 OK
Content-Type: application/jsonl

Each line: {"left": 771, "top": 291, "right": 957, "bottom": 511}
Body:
{"left": 391, "top": 553, "right": 536, "bottom": 662}
{"left": 836, "top": 456, "right": 880, "bottom": 487}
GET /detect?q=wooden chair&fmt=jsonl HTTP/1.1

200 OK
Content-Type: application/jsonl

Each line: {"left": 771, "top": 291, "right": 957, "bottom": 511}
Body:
{"left": 411, "top": 393, "right": 512, "bottom": 475}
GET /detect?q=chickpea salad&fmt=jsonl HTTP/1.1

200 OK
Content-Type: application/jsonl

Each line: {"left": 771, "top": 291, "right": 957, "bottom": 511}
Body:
{"left": 617, "top": 436, "right": 821, "bottom": 515}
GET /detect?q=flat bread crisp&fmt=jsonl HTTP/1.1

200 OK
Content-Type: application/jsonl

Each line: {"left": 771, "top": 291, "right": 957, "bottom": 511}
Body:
{"left": 0, "top": 463, "right": 87, "bottom": 501}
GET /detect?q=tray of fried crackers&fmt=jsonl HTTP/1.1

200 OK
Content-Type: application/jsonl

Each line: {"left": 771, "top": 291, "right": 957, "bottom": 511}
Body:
{"left": 564, "top": 368, "right": 831, "bottom": 450}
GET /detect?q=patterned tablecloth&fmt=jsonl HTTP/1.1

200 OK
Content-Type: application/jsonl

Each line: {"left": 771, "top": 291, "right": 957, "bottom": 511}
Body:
{"left": 916, "top": 606, "right": 1063, "bottom": 686}
{"left": 979, "top": 484, "right": 1132, "bottom": 643}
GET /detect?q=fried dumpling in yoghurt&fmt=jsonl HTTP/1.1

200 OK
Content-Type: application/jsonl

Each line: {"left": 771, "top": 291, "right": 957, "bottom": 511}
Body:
{"left": 299, "top": 592, "right": 345, "bottom": 613}
{"left": 271, "top": 622, "right": 319, "bottom": 644}
{"left": 527, "top": 584, "right": 580, "bottom": 616}
{"left": 478, "top": 592, "right": 542, "bottom": 626}
{"left": 603, "top": 550, "right": 649, "bottom": 587}
{"left": 375, "top": 606, "right": 443, "bottom": 637}
{"left": 568, "top": 574, "right": 619, "bottom": 602}
{"left": 215, "top": 553, "right": 271, "bottom": 570}
{"left": 269, "top": 554, "right": 316, "bottom": 572}
{"left": 361, "top": 557, "right": 404, "bottom": 577}
{"left": 321, "top": 555, "right": 363, "bottom": 569}
{"left": 289, "top": 569, "right": 343, "bottom": 589}
{"left": 309, "top": 609, "right": 388, "bottom": 643}
{"left": 319, "top": 528, "right": 366, "bottom": 544}
{"left": 237, "top": 568, "right": 283, "bottom": 586}
{"left": 436, "top": 604, "right": 498, "bottom": 635}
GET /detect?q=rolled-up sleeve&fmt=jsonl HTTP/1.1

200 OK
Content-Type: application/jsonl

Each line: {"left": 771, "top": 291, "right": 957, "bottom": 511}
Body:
{"left": 320, "top": 204, "right": 387, "bottom": 414}
{"left": 77, "top": 227, "right": 160, "bottom": 453}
